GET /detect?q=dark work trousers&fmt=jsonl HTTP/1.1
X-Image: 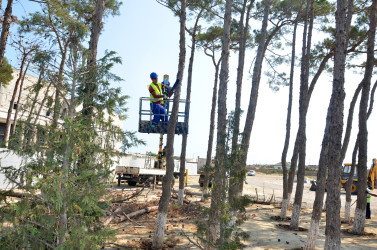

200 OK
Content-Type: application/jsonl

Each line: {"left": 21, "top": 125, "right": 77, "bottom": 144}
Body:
{"left": 366, "top": 202, "right": 371, "bottom": 219}
{"left": 151, "top": 102, "right": 167, "bottom": 124}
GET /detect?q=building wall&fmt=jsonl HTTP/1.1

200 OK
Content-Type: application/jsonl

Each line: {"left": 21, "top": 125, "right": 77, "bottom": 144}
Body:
{"left": 0, "top": 69, "right": 123, "bottom": 152}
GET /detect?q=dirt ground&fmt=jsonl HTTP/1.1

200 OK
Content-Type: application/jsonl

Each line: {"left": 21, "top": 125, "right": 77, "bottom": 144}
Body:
{"left": 105, "top": 173, "right": 377, "bottom": 249}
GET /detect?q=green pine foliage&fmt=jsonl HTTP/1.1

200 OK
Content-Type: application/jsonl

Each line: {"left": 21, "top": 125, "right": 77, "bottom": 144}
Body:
{"left": 0, "top": 1, "right": 144, "bottom": 248}
{"left": 0, "top": 58, "right": 14, "bottom": 87}
{"left": 193, "top": 112, "right": 253, "bottom": 249}
{"left": 0, "top": 49, "right": 136, "bottom": 249}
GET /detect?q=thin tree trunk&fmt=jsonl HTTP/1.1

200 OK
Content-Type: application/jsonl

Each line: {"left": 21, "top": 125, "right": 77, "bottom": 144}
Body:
{"left": 290, "top": 0, "right": 314, "bottom": 230}
{"left": 344, "top": 80, "right": 377, "bottom": 222}
{"left": 239, "top": 0, "right": 270, "bottom": 200}
{"left": 305, "top": 0, "right": 354, "bottom": 246}
{"left": 206, "top": 0, "right": 232, "bottom": 248}
{"left": 10, "top": 60, "right": 30, "bottom": 137}
{"left": 229, "top": 0, "right": 254, "bottom": 214}
{"left": 352, "top": 0, "right": 377, "bottom": 235}
{"left": 82, "top": 0, "right": 105, "bottom": 118}
{"left": 0, "top": 0, "right": 13, "bottom": 69}
{"left": 344, "top": 138, "right": 358, "bottom": 223}
{"left": 341, "top": 81, "right": 362, "bottom": 162}
{"left": 28, "top": 83, "right": 53, "bottom": 146}
{"left": 281, "top": 19, "right": 298, "bottom": 220}
{"left": 152, "top": 1, "right": 186, "bottom": 248}
{"left": 323, "top": 0, "right": 352, "bottom": 247}
{"left": 27, "top": 69, "right": 45, "bottom": 124}
{"left": 57, "top": 48, "right": 78, "bottom": 247}
{"left": 179, "top": 10, "right": 202, "bottom": 205}
{"left": 4, "top": 56, "right": 27, "bottom": 147}
{"left": 203, "top": 62, "right": 220, "bottom": 199}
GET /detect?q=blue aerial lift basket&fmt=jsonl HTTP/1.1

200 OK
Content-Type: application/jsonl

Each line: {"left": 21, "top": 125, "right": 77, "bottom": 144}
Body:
{"left": 138, "top": 97, "right": 190, "bottom": 135}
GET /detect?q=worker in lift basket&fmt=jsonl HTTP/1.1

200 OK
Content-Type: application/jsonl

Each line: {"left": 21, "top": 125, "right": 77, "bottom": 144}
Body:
{"left": 148, "top": 72, "right": 168, "bottom": 126}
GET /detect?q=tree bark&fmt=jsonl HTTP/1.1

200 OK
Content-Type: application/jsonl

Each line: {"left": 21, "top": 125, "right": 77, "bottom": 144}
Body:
{"left": 153, "top": 1, "right": 186, "bottom": 248}
{"left": 323, "top": 0, "right": 352, "bottom": 247}
{"left": 239, "top": 0, "right": 270, "bottom": 200}
{"left": 82, "top": 0, "right": 105, "bottom": 118}
{"left": 305, "top": 0, "right": 354, "bottom": 246}
{"left": 4, "top": 55, "right": 28, "bottom": 146}
{"left": 10, "top": 60, "right": 30, "bottom": 137}
{"left": 206, "top": 0, "right": 232, "bottom": 248}
{"left": 352, "top": 0, "right": 377, "bottom": 235}
{"left": 344, "top": 138, "right": 358, "bottom": 224}
{"left": 340, "top": 81, "right": 362, "bottom": 162}
{"left": 280, "top": 18, "right": 298, "bottom": 220}
{"left": 290, "top": 0, "right": 314, "bottom": 230}
{"left": 28, "top": 82, "right": 53, "bottom": 146}
{"left": 203, "top": 59, "right": 220, "bottom": 199}
{"left": 113, "top": 206, "right": 159, "bottom": 224}
{"left": 179, "top": 9, "right": 203, "bottom": 205}
{"left": 229, "top": 0, "right": 254, "bottom": 214}
{"left": 0, "top": 0, "right": 13, "bottom": 69}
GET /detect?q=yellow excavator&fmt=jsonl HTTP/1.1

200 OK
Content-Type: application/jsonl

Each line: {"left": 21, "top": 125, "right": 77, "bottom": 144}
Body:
{"left": 311, "top": 159, "right": 377, "bottom": 194}
{"left": 340, "top": 158, "right": 377, "bottom": 194}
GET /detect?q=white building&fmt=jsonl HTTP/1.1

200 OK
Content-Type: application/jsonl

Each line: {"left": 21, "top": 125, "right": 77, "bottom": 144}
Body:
{"left": 0, "top": 69, "right": 123, "bottom": 151}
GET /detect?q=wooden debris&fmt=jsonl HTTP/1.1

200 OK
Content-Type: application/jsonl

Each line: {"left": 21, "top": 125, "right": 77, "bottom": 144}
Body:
{"left": 113, "top": 206, "right": 159, "bottom": 224}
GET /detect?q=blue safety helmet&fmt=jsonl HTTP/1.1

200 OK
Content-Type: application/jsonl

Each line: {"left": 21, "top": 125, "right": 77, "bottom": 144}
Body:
{"left": 150, "top": 72, "right": 158, "bottom": 79}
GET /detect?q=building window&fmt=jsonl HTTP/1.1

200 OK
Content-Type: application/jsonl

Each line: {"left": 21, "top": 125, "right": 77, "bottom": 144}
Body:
{"left": 0, "top": 123, "right": 5, "bottom": 144}
{"left": 9, "top": 102, "right": 23, "bottom": 110}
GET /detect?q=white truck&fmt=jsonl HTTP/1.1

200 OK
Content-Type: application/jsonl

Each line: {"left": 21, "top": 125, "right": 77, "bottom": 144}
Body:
{"left": 115, "top": 153, "right": 180, "bottom": 186}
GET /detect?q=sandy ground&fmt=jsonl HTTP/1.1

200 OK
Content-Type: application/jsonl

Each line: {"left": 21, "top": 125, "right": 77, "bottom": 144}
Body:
{"left": 106, "top": 173, "right": 377, "bottom": 249}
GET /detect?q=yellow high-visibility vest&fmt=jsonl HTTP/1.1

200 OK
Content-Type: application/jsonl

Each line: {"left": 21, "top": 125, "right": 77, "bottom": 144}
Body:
{"left": 149, "top": 82, "right": 163, "bottom": 103}
{"left": 367, "top": 194, "right": 372, "bottom": 203}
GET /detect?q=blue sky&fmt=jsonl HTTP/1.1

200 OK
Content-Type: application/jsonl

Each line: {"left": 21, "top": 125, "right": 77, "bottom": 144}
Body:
{"left": 7, "top": 0, "right": 377, "bottom": 165}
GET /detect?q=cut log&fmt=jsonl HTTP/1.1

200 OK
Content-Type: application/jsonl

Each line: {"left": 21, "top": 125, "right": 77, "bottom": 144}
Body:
{"left": 113, "top": 206, "right": 158, "bottom": 224}
{"left": 171, "top": 194, "right": 190, "bottom": 204}
{"left": 103, "top": 206, "right": 124, "bottom": 226}
{"left": 110, "top": 187, "right": 144, "bottom": 203}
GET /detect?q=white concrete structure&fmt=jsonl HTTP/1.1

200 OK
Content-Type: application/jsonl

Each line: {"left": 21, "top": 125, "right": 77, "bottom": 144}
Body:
{"left": 0, "top": 69, "right": 54, "bottom": 144}
{"left": 0, "top": 148, "right": 32, "bottom": 189}
{"left": 0, "top": 69, "right": 123, "bottom": 152}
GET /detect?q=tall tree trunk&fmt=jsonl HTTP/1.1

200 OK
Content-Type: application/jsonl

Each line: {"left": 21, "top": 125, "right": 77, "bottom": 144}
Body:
{"left": 57, "top": 0, "right": 106, "bottom": 246}
{"left": 27, "top": 69, "right": 45, "bottom": 124}
{"left": 179, "top": 10, "right": 203, "bottom": 205}
{"left": 239, "top": 0, "right": 270, "bottom": 199}
{"left": 4, "top": 56, "right": 27, "bottom": 147}
{"left": 202, "top": 63, "right": 220, "bottom": 199}
{"left": 229, "top": 0, "right": 253, "bottom": 212}
{"left": 10, "top": 60, "right": 30, "bottom": 137}
{"left": 287, "top": 51, "right": 333, "bottom": 206}
{"left": 341, "top": 81, "right": 362, "bottom": 162}
{"left": 344, "top": 138, "right": 358, "bottom": 223}
{"left": 322, "top": 0, "right": 352, "bottom": 248}
{"left": 28, "top": 82, "right": 53, "bottom": 147}
{"left": 0, "top": 0, "right": 13, "bottom": 69}
{"left": 305, "top": 0, "right": 354, "bottom": 246}
{"left": 82, "top": 0, "right": 105, "bottom": 118}
{"left": 290, "top": 0, "right": 313, "bottom": 230}
{"left": 280, "top": 19, "right": 298, "bottom": 219}
{"left": 352, "top": 0, "right": 377, "bottom": 235}
{"left": 206, "top": 0, "right": 232, "bottom": 248}
{"left": 153, "top": 1, "right": 186, "bottom": 248}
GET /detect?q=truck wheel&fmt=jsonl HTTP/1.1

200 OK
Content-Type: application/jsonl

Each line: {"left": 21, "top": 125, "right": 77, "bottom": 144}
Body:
{"left": 118, "top": 177, "right": 121, "bottom": 187}
{"left": 345, "top": 181, "right": 357, "bottom": 195}
{"left": 200, "top": 183, "right": 203, "bottom": 188}
{"left": 128, "top": 181, "right": 137, "bottom": 186}
{"left": 351, "top": 182, "right": 357, "bottom": 195}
